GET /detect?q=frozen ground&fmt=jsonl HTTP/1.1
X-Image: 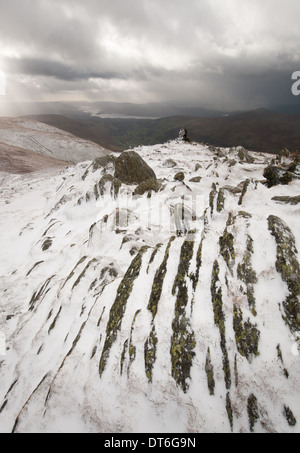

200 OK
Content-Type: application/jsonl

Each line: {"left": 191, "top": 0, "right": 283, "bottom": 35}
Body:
{"left": 0, "top": 138, "right": 299, "bottom": 433}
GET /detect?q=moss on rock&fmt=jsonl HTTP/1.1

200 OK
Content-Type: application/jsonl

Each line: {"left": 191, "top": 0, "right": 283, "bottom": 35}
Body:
{"left": 120, "top": 339, "right": 129, "bottom": 376}
{"left": 114, "top": 151, "right": 156, "bottom": 185}
{"left": 174, "top": 172, "right": 185, "bottom": 182}
{"left": 284, "top": 405, "right": 297, "bottom": 427}
{"left": 268, "top": 215, "right": 300, "bottom": 333}
{"left": 189, "top": 176, "right": 202, "bottom": 183}
{"left": 238, "top": 179, "right": 250, "bottom": 205}
{"left": 226, "top": 393, "right": 234, "bottom": 432}
{"left": 192, "top": 237, "right": 204, "bottom": 291}
{"left": 209, "top": 187, "right": 217, "bottom": 215}
{"left": 133, "top": 178, "right": 162, "bottom": 196}
{"left": 148, "top": 237, "right": 175, "bottom": 319}
{"left": 272, "top": 195, "right": 300, "bottom": 205}
{"left": 128, "top": 309, "right": 141, "bottom": 372}
{"left": 164, "top": 158, "right": 177, "bottom": 168}
{"left": 233, "top": 306, "right": 260, "bottom": 361}
{"left": 237, "top": 235, "right": 258, "bottom": 315}
{"left": 170, "top": 239, "right": 196, "bottom": 393}
{"left": 247, "top": 394, "right": 259, "bottom": 432}
{"left": 144, "top": 326, "right": 158, "bottom": 383}
{"left": 264, "top": 166, "right": 294, "bottom": 188}
{"left": 99, "top": 246, "right": 148, "bottom": 377}
{"left": 205, "top": 347, "right": 215, "bottom": 396}
{"left": 211, "top": 260, "right": 231, "bottom": 390}
{"left": 217, "top": 189, "right": 225, "bottom": 212}
{"left": 219, "top": 228, "right": 235, "bottom": 272}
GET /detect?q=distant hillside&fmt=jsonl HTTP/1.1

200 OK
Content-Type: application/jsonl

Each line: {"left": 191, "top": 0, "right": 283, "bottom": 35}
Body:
{"left": 0, "top": 117, "right": 111, "bottom": 164}
{"left": 27, "top": 109, "right": 300, "bottom": 154}
{"left": 25, "top": 114, "right": 122, "bottom": 152}
{"left": 0, "top": 142, "right": 70, "bottom": 174}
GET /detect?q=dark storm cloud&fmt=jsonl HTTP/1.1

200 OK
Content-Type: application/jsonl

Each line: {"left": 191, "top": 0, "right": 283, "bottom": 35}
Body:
{"left": 1, "top": 0, "right": 300, "bottom": 109}
{"left": 4, "top": 57, "right": 125, "bottom": 82}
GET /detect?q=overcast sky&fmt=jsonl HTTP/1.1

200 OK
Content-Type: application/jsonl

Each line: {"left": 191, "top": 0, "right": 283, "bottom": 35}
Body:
{"left": 0, "top": 0, "right": 300, "bottom": 111}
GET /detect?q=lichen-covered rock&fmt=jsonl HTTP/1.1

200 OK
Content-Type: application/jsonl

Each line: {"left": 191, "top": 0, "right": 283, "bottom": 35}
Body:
{"left": 287, "top": 159, "right": 300, "bottom": 176}
{"left": 233, "top": 306, "right": 260, "bottom": 361}
{"left": 217, "top": 188, "right": 225, "bottom": 212}
{"left": 247, "top": 394, "right": 259, "bottom": 432}
{"left": 219, "top": 228, "right": 235, "bottom": 272}
{"left": 128, "top": 309, "right": 141, "bottom": 372}
{"left": 144, "top": 326, "right": 158, "bottom": 383}
{"left": 228, "top": 159, "right": 237, "bottom": 167}
{"left": 133, "top": 178, "right": 162, "bottom": 196}
{"left": 237, "top": 146, "right": 255, "bottom": 163}
{"left": 95, "top": 174, "right": 122, "bottom": 199}
{"left": 284, "top": 406, "right": 297, "bottom": 427}
{"left": 226, "top": 393, "right": 234, "bottom": 432}
{"left": 114, "top": 151, "right": 156, "bottom": 184}
{"left": 268, "top": 215, "right": 300, "bottom": 333}
{"left": 263, "top": 166, "right": 294, "bottom": 188}
{"left": 238, "top": 179, "right": 250, "bottom": 205}
{"left": 205, "top": 348, "right": 215, "bottom": 396}
{"left": 163, "top": 158, "right": 177, "bottom": 168}
{"left": 237, "top": 235, "right": 258, "bottom": 315}
{"left": 272, "top": 195, "right": 300, "bottom": 205}
{"left": 223, "top": 185, "right": 242, "bottom": 195}
{"left": 174, "top": 172, "right": 185, "bottom": 182}
{"left": 189, "top": 176, "right": 202, "bottom": 183}
{"left": 171, "top": 239, "right": 196, "bottom": 393}
{"left": 211, "top": 260, "right": 231, "bottom": 390}
{"left": 82, "top": 155, "right": 116, "bottom": 180}
{"left": 209, "top": 186, "right": 217, "bottom": 215}
{"left": 93, "top": 155, "right": 116, "bottom": 169}
{"left": 147, "top": 237, "right": 175, "bottom": 319}
{"left": 99, "top": 246, "right": 148, "bottom": 377}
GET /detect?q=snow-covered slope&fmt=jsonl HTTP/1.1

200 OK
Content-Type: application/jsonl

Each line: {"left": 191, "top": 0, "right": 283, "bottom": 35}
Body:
{"left": 0, "top": 139, "right": 299, "bottom": 433}
{"left": 0, "top": 118, "right": 110, "bottom": 163}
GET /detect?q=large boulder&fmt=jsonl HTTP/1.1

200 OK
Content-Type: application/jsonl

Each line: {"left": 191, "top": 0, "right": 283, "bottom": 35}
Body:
{"left": 114, "top": 151, "right": 156, "bottom": 185}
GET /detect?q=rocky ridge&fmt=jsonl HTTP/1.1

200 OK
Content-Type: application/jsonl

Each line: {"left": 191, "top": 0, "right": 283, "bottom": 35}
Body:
{"left": 0, "top": 138, "right": 299, "bottom": 433}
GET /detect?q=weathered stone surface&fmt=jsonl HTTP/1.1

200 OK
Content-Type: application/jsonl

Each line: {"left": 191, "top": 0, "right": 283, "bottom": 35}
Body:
{"left": 174, "top": 172, "right": 185, "bottom": 182}
{"left": 99, "top": 246, "right": 149, "bottom": 376}
{"left": 95, "top": 174, "right": 122, "bottom": 198}
{"left": 272, "top": 195, "right": 300, "bottom": 205}
{"left": 268, "top": 215, "right": 300, "bottom": 333}
{"left": 223, "top": 185, "right": 242, "bottom": 195}
{"left": 263, "top": 166, "right": 293, "bottom": 188}
{"left": 189, "top": 176, "right": 202, "bottom": 183}
{"left": 114, "top": 151, "right": 156, "bottom": 184}
{"left": 237, "top": 146, "right": 255, "bottom": 163}
{"left": 133, "top": 178, "right": 162, "bottom": 196}
{"left": 163, "top": 158, "right": 177, "bottom": 168}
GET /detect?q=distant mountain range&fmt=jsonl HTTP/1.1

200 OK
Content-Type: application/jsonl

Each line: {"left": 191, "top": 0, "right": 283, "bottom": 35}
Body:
{"left": 25, "top": 108, "right": 300, "bottom": 154}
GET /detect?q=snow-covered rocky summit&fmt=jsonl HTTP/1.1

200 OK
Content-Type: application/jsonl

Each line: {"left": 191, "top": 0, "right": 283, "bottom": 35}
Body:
{"left": 0, "top": 137, "right": 299, "bottom": 433}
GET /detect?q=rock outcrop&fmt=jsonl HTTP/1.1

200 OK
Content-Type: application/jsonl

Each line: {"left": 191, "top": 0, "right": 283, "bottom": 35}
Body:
{"left": 114, "top": 150, "right": 157, "bottom": 184}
